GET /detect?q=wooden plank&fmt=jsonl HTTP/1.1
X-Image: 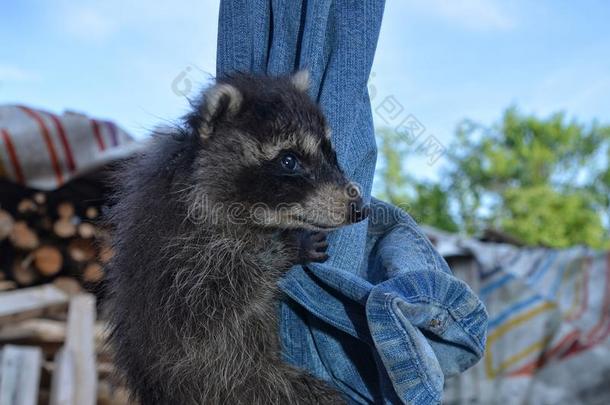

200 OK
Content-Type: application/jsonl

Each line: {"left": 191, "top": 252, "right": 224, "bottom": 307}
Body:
{"left": 49, "top": 348, "right": 75, "bottom": 405}
{"left": 65, "top": 294, "right": 97, "bottom": 405}
{"left": 0, "top": 345, "right": 42, "bottom": 405}
{"left": 0, "top": 318, "right": 108, "bottom": 351}
{"left": 0, "top": 281, "right": 17, "bottom": 292}
{"left": 0, "top": 285, "right": 68, "bottom": 326}
{"left": 0, "top": 319, "right": 65, "bottom": 343}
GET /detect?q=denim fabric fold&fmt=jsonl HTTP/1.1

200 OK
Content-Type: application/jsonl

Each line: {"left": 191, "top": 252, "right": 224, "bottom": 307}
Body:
{"left": 217, "top": 2, "right": 487, "bottom": 403}
{"left": 279, "top": 199, "right": 487, "bottom": 403}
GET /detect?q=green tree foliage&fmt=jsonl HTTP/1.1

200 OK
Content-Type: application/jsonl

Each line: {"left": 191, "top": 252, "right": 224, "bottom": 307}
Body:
{"left": 375, "top": 108, "right": 610, "bottom": 249}
{"left": 375, "top": 128, "right": 459, "bottom": 233}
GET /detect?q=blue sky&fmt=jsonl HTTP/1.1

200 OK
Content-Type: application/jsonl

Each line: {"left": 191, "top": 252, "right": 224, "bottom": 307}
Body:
{"left": 1, "top": 0, "right": 609, "bottom": 180}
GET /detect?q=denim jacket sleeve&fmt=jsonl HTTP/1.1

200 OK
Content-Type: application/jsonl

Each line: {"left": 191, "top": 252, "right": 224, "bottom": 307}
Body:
{"left": 279, "top": 198, "right": 488, "bottom": 404}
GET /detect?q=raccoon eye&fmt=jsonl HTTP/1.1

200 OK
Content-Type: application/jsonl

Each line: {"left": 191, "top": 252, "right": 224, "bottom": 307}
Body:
{"left": 280, "top": 152, "right": 300, "bottom": 172}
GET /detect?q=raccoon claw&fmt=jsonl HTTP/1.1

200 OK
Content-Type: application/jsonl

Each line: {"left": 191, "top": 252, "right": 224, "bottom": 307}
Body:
{"left": 295, "top": 231, "right": 329, "bottom": 265}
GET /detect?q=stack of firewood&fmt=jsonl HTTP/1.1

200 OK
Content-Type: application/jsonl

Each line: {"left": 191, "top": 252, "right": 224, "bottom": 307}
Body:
{"left": 0, "top": 185, "right": 113, "bottom": 292}
{"left": 0, "top": 173, "right": 132, "bottom": 404}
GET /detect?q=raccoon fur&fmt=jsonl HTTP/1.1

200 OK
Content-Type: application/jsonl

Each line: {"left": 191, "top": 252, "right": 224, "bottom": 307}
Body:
{"left": 105, "top": 72, "right": 368, "bottom": 405}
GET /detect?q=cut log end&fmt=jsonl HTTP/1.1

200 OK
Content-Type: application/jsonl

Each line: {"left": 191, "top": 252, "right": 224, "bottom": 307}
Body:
{"left": 85, "top": 207, "right": 99, "bottom": 220}
{"left": 10, "top": 221, "right": 40, "bottom": 250}
{"left": 54, "top": 219, "right": 77, "bottom": 239}
{"left": 12, "top": 255, "right": 39, "bottom": 286}
{"left": 78, "top": 222, "right": 97, "bottom": 239}
{"left": 0, "top": 209, "right": 15, "bottom": 240}
{"left": 68, "top": 239, "right": 96, "bottom": 263}
{"left": 33, "top": 245, "right": 63, "bottom": 277}
{"left": 57, "top": 202, "right": 75, "bottom": 219}
{"left": 83, "top": 263, "right": 104, "bottom": 283}
{"left": 53, "top": 277, "right": 83, "bottom": 296}
{"left": 17, "top": 198, "right": 37, "bottom": 214}
{"left": 33, "top": 192, "right": 47, "bottom": 205}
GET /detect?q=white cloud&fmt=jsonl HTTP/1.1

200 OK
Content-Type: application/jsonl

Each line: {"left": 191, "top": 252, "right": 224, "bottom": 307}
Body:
{"left": 406, "top": 0, "right": 515, "bottom": 31}
{"left": 62, "top": 6, "right": 119, "bottom": 41}
{"left": 0, "top": 65, "right": 41, "bottom": 82}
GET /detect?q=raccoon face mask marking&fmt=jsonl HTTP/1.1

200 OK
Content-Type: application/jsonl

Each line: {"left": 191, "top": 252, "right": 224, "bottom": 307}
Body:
{"left": 189, "top": 72, "right": 367, "bottom": 230}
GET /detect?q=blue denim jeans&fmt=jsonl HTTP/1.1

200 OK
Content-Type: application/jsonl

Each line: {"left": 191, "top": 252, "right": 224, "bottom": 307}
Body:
{"left": 217, "top": 1, "right": 488, "bottom": 403}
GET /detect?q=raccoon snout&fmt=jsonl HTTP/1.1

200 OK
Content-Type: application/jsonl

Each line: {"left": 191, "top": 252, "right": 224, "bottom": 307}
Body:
{"left": 347, "top": 198, "right": 369, "bottom": 223}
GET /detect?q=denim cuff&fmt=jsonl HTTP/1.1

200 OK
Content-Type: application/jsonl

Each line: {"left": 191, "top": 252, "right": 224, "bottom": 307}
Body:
{"left": 279, "top": 199, "right": 488, "bottom": 404}
{"left": 367, "top": 271, "right": 487, "bottom": 403}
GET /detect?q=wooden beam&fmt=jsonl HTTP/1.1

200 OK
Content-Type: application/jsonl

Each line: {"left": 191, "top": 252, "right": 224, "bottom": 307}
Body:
{"left": 0, "top": 285, "right": 68, "bottom": 326}
{"left": 0, "top": 318, "right": 108, "bottom": 349}
{"left": 0, "top": 281, "right": 17, "bottom": 292}
{"left": 65, "top": 294, "right": 97, "bottom": 405}
{"left": 49, "top": 348, "right": 75, "bottom": 405}
{"left": 0, "top": 319, "right": 65, "bottom": 344}
{"left": 0, "top": 345, "right": 42, "bottom": 405}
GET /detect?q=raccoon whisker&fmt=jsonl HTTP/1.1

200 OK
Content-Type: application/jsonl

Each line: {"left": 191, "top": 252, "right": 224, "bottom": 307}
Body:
{"left": 288, "top": 215, "right": 343, "bottom": 231}
{"left": 170, "top": 183, "right": 198, "bottom": 195}
{"left": 308, "top": 223, "right": 341, "bottom": 230}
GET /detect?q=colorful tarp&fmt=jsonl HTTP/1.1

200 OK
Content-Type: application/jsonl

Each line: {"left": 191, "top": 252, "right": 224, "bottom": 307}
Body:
{"left": 425, "top": 227, "right": 610, "bottom": 404}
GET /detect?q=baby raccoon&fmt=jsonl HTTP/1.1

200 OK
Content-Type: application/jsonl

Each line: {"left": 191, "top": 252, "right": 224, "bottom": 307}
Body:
{"left": 105, "top": 72, "right": 368, "bottom": 405}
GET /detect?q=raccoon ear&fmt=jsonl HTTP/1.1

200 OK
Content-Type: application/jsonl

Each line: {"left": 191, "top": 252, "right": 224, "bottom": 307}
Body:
{"left": 291, "top": 70, "right": 310, "bottom": 92}
{"left": 199, "top": 83, "right": 243, "bottom": 139}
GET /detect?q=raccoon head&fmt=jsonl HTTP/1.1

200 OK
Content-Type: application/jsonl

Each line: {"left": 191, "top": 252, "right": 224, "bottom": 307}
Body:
{"left": 188, "top": 71, "right": 368, "bottom": 231}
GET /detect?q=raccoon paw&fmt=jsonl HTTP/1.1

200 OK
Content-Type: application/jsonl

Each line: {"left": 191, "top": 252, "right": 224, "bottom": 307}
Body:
{"left": 295, "top": 231, "right": 329, "bottom": 265}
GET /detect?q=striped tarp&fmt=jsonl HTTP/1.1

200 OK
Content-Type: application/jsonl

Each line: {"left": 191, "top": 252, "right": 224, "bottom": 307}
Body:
{"left": 425, "top": 227, "right": 610, "bottom": 404}
{"left": 0, "top": 105, "right": 140, "bottom": 190}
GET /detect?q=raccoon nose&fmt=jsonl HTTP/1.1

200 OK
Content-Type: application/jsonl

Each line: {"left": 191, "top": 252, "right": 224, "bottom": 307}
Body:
{"left": 348, "top": 198, "right": 369, "bottom": 223}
